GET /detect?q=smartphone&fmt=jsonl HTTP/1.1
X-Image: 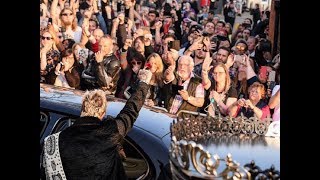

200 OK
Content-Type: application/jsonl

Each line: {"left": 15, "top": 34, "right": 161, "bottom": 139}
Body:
{"left": 259, "top": 66, "right": 268, "bottom": 80}
{"left": 168, "top": 40, "right": 180, "bottom": 51}
{"left": 172, "top": 84, "right": 184, "bottom": 95}
{"left": 268, "top": 70, "right": 276, "bottom": 82}
{"left": 124, "top": 86, "right": 132, "bottom": 99}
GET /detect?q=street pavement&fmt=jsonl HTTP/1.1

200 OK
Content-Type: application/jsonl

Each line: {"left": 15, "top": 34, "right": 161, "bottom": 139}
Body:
{"left": 216, "top": 10, "right": 253, "bottom": 33}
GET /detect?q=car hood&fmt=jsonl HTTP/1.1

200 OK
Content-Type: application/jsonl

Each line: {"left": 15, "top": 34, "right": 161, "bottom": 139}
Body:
{"left": 40, "top": 84, "right": 175, "bottom": 139}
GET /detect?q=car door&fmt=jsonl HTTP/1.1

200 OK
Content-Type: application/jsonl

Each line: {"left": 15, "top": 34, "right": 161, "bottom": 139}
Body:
{"left": 40, "top": 112, "right": 152, "bottom": 180}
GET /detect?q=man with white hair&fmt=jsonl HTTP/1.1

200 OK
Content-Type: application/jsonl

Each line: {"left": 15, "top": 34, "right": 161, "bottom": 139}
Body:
{"left": 42, "top": 68, "right": 152, "bottom": 179}
{"left": 163, "top": 55, "right": 205, "bottom": 114}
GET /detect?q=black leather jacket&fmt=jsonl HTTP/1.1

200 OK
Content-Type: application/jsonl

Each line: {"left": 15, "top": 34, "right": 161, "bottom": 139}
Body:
{"left": 82, "top": 53, "right": 120, "bottom": 92}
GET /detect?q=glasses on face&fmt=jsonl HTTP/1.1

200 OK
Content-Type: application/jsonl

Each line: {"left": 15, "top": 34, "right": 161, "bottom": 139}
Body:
{"left": 131, "top": 61, "right": 142, "bottom": 66}
{"left": 213, "top": 71, "right": 225, "bottom": 76}
{"left": 41, "top": 36, "right": 52, "bottom": 40}
{"left": 61, "top": 13, "right": 73, "bottom": 16}
{"left": 236, "top": 45, "right": 246, "bottom": 51}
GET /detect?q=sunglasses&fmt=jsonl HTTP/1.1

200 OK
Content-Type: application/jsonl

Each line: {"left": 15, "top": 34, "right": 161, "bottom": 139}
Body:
{"left": 41, "top": 36, "right": 52, "bottom": 40}
{"left": 236, "top": 45, "right": 246, "bottom": 51}
{"left": 61, "top": 13, "right": 73, "bottom": 16}
{"left": 131, "top": 61, "right": 142, "bottom": 65}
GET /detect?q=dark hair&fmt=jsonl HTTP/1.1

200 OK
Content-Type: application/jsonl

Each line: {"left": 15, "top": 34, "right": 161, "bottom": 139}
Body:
{"left": 217, "top": 21, "right": 226, "bottom": 27}
{"left": 189, "top": 24, "right": 203, "bottom": 34}
{"left": 61, "top": 48, "right": 73, "bottom": 58}
{"left": 258, "top": 39, "right": 272, "bottom": 52}
{"left": 163, "top": 3, "right": 172, "bottom": 16}
{"left": 89, "top": 18, "right": 99, "bottom": 27}
{"left": 127, "top": 48, "right": 146, "bottom": 66}
{"left": 218, "top": 46, "right": 231, "bottom": 54}
{"left": 265, "top": 11, "right": 270, "bottom": 19}
{"left": 148, "top": 10, "right": 159, "bottom": 17}
{"left": 162, "top": 33, "right": 176, "bottom": 40}
{"left": 245, "top": 18, "right": 253, "bottom": 25}
{"left": 62, "top": 39, "right": 76, "bottom": 49}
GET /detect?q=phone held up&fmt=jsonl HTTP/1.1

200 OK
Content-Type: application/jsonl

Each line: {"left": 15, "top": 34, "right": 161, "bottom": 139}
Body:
{"left": 167, "top": 40, "right": 180, "bottom": 51}
{"left": 172, "top": 84, "right": 184, "bottom": 95}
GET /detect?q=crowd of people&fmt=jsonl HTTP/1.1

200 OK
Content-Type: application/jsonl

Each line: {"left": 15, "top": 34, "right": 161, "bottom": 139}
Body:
{"left": 40, "top": 0, "right": 280, "bottom": 121}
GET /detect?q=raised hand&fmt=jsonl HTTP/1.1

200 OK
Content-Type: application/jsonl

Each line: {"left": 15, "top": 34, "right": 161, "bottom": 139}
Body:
{"left": 237, "top": 98, "right": 246, "bottom": 107}
{"left": 155, "top": 21, "right": 162, "bottom": 30}
{"left": 138, "top": 68, "right": 152, "bottom": 84}
{"left": 164, "top": 65, "right": 175, "bottom": 81}
{"left": 95, "top": 51, "right": 105, "bottom": 63}
{"left": 202, "top": 36, "right": 210, "bottom": 51}
{"left": 188, "top": 37, "right": 204, "bottom": 52}
{"left": 123, "top": 38, "right": 133, "bottom": 50}
{"left": 225, "top": 53, "right": 235, "bottom": 68}
{"left": 202, "top": 52, "right": 213, "bottom": 71}
{"left": 117, "top": 13, "right": 125, "bottom": 24}
{"left": 144, "top": 33, "right": 152, "bottom": 46}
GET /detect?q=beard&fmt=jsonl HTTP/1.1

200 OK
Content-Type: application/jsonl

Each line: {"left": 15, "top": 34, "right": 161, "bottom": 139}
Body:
{"left": 150, "top": 20, "right": 156, "bottom": 27}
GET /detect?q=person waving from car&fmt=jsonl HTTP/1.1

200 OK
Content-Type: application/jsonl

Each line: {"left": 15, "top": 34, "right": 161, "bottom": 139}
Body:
{"left": 41, "top": 68, "right": 152, "bottom": 180}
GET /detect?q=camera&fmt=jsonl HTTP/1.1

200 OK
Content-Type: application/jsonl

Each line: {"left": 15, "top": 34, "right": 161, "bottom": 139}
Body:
{"left": 172, "top": 84, "right": 184, "bottom": 95}
{"left": 124, "top": 86, "right": 132, "bottom": 99}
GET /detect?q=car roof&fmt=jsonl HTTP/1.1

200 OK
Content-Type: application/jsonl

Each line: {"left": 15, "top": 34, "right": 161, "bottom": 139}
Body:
{"left": 40, "top": 84, "right": 176, "bottom": 139}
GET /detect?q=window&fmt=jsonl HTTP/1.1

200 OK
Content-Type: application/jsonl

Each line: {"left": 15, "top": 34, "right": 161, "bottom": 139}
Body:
{"left": 51, "top": 117, "right": 75, "bottom": 134}
{"left": 122, "top": 138, "right": 150, "bottom": 180}
{"left": 40, "top": 111, "right": 49, "bottom": 137}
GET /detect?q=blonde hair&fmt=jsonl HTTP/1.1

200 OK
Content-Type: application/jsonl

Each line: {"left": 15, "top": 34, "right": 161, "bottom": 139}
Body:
{"left": 80, "top": 89, "right": 107, "bottom": 118}
{"left": 146, "top": 53, "right": 164, "bottom": 85}
{"left": 248, "top": 82, "right": 266, "bottom": 99}
{"left": 60, "top": 8, "right": 78, "bottom": 31}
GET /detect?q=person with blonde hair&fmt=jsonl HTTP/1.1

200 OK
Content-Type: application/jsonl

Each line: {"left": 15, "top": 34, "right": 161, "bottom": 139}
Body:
{"left": 228, "top": 81, "right": 270, "bottom": 120}
{"left": 42, "top": 68, "right": 153, "bottom": 179}
{"left": 144, "top": 53, "right": 165, "bottom": 107}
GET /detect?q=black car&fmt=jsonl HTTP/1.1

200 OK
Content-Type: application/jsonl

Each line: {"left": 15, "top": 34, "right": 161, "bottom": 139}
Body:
{"left": 40, "top": 84, "right": 280, "bottom": 179}
{"left": 40, "top": 83, "right": 175, "bottom": 179}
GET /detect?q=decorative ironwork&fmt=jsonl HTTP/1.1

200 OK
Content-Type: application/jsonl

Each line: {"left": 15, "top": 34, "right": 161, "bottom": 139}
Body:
{"left": 244, "top": 161, "right": 280, "bottom": 179}
{"left": 170, "top": 136, "right": 251, "bottom": 179}
{"left": 170, "top": 111, "right": 280, "bottom": 179}
{"left": 173, "top": 111, "right": 273, "bottom": 138}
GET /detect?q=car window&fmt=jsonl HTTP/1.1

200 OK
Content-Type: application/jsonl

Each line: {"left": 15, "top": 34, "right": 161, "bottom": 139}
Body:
{"left": 40, "top": 111, "right": 49, "bottom": 137}
{"left": 51, "top": 117, "right": 75, "bottom": 134}
{"left": 122, "top": 138, "right": 150, "bottom": 180}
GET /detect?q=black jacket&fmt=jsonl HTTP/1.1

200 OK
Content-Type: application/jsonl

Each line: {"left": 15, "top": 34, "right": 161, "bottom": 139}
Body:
{"left": 57, "top": 82, "right": 149, "bottom": 179}
{"left": 82, "top": 53, "right": 120, "bottom": 91}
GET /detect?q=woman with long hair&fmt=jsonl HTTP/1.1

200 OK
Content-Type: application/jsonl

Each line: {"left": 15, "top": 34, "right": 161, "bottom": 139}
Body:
{"left": 40, "top": 29, "right": 61, "bottom": 84}
{"left": 202, "top": 53, "right": 238, "bottom": 116}
{"left": 53, "top": 48, "right": 81, "bottom": 89}
{"left": 143, "top": 53, "right": 165, "bottom": 107}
